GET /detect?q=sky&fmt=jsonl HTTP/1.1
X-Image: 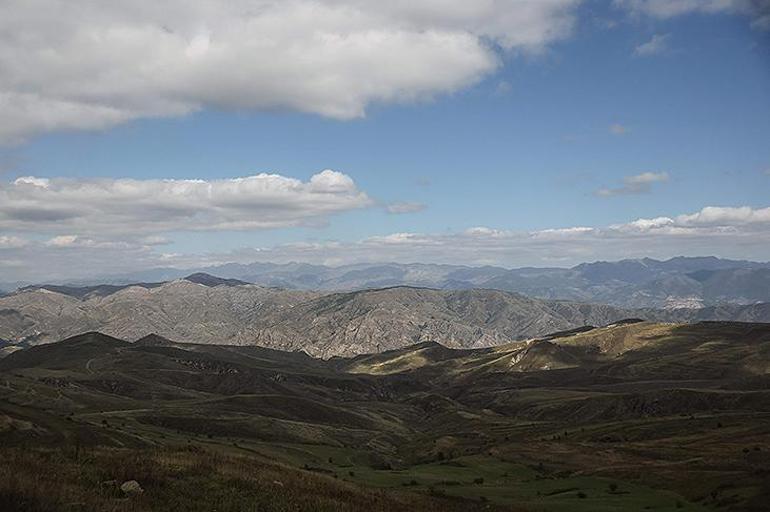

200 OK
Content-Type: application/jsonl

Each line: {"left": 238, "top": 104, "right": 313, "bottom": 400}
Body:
{"left": 0, "top": 0, "right": 769, "bottom": 283}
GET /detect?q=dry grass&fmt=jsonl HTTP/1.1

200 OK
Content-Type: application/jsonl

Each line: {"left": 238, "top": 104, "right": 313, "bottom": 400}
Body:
{"left": 0, "top": 446, "right": 511, "bottom": 511}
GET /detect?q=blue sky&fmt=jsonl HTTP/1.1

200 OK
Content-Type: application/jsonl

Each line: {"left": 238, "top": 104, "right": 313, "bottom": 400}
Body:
{"left": 0, "top": 0, "right": 769, "bottom": 281}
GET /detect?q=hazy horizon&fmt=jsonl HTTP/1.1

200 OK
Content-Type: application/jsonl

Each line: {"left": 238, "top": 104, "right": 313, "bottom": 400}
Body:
{"left": 3, "top": 254, "right": 770, "bottom": 290}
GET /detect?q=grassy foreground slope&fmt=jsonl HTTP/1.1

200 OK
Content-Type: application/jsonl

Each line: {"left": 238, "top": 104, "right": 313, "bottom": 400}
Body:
{"left": 1, "top": 321, "right": 769, "bottom": 511}
{"left": 0, "top": 447, "right": 503, "bottom": 512}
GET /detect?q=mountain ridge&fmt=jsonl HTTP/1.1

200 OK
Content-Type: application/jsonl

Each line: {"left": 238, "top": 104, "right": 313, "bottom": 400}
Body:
{"left": 9, "top": 256, "right": 768, "bottom": 309}
{"left": 1, "top": 276, "right": 769, "bottom": 358}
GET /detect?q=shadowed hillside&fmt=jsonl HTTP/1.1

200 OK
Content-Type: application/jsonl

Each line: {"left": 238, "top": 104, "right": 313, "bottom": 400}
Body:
{"left": 1, "top": 322, "right": 769, "bottom": 511}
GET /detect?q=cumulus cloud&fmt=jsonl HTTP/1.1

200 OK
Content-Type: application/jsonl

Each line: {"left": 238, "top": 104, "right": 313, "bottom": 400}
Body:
{"left": 615, "top": 0, "right": 770, "bottom": 29}
{"left": 676, "top": 205, "right": 770, "bottom": 226}
{"left": 615, "top": 216, "right": 675, "bottom": 232}
{"left": 3, "top": 204, "right": 769, "bottom": 282}
{"left": 0, "top": 170, "right": 372, "bottom": 234}
{"left": 596, "top": 171, "right": 669, "bottom": 196}
{"left": 385, "top": 201, "right": 426, "bottom": 214}
{"left": 0, "top": 0, "right": 582, "bottom": 143}
{"left": 611, "top": 206, "right": 770, "bottom": 234}
{"left": 634, "top": 33, "right": 669, "bottom": 56}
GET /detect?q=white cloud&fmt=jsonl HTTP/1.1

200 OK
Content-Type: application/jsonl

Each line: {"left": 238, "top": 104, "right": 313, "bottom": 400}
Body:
{"left": 615, "top": 216, "right": 675, "bottom": 232}
{"left": 365, "top": 232, "right": 438, "bottom": 245}
{"left": 634, "top": 33, "right": 669, "bottom": 56}
{"left": 43, "top": 235, "right": 136, "bottom": 249}
{"left": 189, "top": 204, "right": 770, "bottom": 268}
{"left": 0, "top": 0, "right": 582, "bottom": 143}
{"left": 615, "top": 0, "right": 770, "bottom": 28}
{"left": 676, "top": 205, "right": 770, "bottom": 226}
{"left": 596, "top": 171, "right": 669, "bottom": 196}
{"left": 0, "top": 170, "right": 372, "bottom": 234}
{"left": 534, "top": 226, "right": 595, "bottom": 237}
{"left": 45, "top": 235, "right": 79, "bottom": 247}
{"left": 386, "top": 201, "right": 426, "bottom": 214}
{"left": 14, "top": 176, "right": 50, "bottom": 188}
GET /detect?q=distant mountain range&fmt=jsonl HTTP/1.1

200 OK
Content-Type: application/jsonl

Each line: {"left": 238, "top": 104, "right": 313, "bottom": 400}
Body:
{"left": 6, "top": 256, "right": 767, "bottom": 310}
{"left": 206, "top": 257, "right": 770, "bottom": 309}
{"left": 2, "top": 271, "right": 769, "bottom": 358}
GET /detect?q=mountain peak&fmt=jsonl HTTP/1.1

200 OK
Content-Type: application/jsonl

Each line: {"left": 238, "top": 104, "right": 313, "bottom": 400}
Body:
{"left": 182, "top": 273, "right": 250, "bottom": 287}
{"left": 134, "top": 333, "right": 177, "bottom": 346}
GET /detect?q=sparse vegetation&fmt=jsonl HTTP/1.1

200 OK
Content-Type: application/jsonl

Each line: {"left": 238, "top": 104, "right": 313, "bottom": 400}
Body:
{"left": 0, "top": 447, "right": 499, "bottom": 512}
{"left": 1, "top": 322, "right": 769, "bottom": 511}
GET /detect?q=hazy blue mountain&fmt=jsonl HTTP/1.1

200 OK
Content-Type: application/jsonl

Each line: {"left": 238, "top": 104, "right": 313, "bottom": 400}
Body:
{"left": 194, "top": 257, "right": 770, "bottom": 308}
{"left": 7, "top": 256, "right": 769, "bottom": 309}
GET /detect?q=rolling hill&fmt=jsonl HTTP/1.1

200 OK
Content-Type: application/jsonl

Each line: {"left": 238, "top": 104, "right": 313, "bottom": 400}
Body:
{"left": 1, "top": 321, "right": 769, "bottom": 510}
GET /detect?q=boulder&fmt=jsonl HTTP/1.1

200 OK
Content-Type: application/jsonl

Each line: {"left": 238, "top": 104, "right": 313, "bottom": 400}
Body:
{"left": 120, "top": 480, "right": 143, "bottom": 495}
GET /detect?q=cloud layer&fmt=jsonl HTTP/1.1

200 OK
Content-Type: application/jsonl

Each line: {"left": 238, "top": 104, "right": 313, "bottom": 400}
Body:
{"left": 0, "top": 0, "right": 584, "bottom": 143}
{"left": 2, "top": 205, "right": 769, "bottom": 282}
{"left": 0, "top": 170, "right": 371, "bottom": 234}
